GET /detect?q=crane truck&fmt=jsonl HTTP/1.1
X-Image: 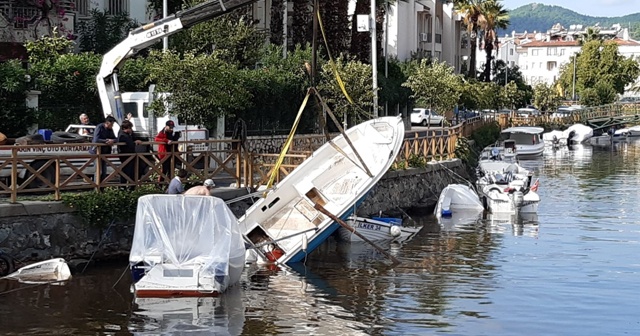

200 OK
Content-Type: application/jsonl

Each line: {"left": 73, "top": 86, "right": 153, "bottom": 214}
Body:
{"left": 0, "top": 0, "right": 258, "bottom": 188}
{"left": 97, "top": 0, "right": 259, "bottom": 139}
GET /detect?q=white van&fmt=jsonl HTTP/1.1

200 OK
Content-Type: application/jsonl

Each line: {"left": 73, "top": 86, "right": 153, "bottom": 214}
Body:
{"left": 516, "top": 107, "right": 541, "bottom": 118}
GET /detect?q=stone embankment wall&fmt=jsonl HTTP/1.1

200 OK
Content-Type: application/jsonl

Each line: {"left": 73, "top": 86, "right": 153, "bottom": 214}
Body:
{"left": 0, "top": 159, "right": 470, "bottom": 262}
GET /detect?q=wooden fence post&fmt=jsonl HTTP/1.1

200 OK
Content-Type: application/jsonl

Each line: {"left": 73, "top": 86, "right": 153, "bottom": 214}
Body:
{"left": 55, "top": 158, "right": 61, "bottom": 201}
{"left": 10, "top": 147, "right": 17, "bottom": 203}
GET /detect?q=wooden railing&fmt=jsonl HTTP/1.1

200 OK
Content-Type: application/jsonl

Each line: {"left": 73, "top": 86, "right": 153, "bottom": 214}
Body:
{"left": 0, "top": 116, "right": 495, "bottom": 202}
{"left": 507, "top": 103, "right": 640, "bottom": 128}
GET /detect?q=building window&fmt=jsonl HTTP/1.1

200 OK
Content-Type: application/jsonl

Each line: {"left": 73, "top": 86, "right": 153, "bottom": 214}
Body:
{"left": 532, "top": 49, "right": 539, "bottom": 56}
{"left": 509, "top": 49, "right": 514, "bottom": 56}
{"left": 547, "top": 48, "right": 557, "bottom": 56}
{"left": 108, "top": 0, "right": 128, "bottom": 15}
{"left": 74, "top": 0, "right": 89, "bottom": 17}
{"left": 547, "top": 61, "right": 557, "bottom": 70}
{"left": 539, "top": 62, "right": 542, "bottom": 68}
{"left": 560, "top": 49, "right": 565, "bottom": 56}
{"left": 510, "top": 61, "right": 515, "bottom": 67}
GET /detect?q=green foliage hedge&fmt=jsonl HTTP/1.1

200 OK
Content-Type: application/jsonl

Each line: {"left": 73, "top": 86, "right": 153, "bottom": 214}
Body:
{"left": 62, "top": 186, "right": 163, "bottom": 229}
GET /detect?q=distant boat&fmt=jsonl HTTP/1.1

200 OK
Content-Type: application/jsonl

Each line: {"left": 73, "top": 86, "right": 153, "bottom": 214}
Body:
{"left": 2, "top": 258, "right": 71, "bottom": 284}
{"left": 337, "top": 216, "right": 422, "bottom": 242}
{"left": 239, "top": 116, "right": 405, "bottom": 265}
{"left": 488, "top": 127, "right": 544, "bottom": 158}
{"left": 130, "top": 195, "right": 246, "bottom": 297}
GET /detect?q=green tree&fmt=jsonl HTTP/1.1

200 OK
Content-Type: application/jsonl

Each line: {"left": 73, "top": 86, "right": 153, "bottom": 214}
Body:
{"left": 146, "top": 50, "right": 250, "bottom": 129}
{"left": 454, "top": 0, "right": 485, "bottom": 79}
{"left": 0, "top": 60, "right": 36, "bottom": 138}
{"left": 403, "top": 60, "right": 462, "bottom": 115}
{"left": 479, "top": 0, "right": 509, "bottom": 82}
{"left": 558, "top": 39, "right": 640, "bottom": 104}
{"left": 236, "top": 45, "right": 315, "bottom": 133}
{"left": 170, "top": 12, "right": 266, "bottom": 68}
{"left": 503, "top": 81, "right": 521, "bottom": 109}
{"left": 76, "top": 9, "right": 138, "bottom": 54}
{"left": 533, "top": 82, "right": 560, "bottom": 111}
{"left": 492, "top": 59, "right": 532, "bottom": 107}
{"left": 317, "top": 56, "right": 374, "bottom": 125}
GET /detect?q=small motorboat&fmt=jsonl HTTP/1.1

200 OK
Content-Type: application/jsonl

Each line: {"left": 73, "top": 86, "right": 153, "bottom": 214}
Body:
{"left": 434, "top": 184, "right": 484, "bottom": 218}
{"left": 542, "top": 130, "right": 567, "bottom": 148}
{"left": 337, "top": 216, "right": 422, "bottom": 242}
{"left": 2, "top": 258, "right": 71, "bottom": 283}
{"left": 478, "top": 175, "right": 540, "bottom": 214}
{"left": 130, "top": 195, "right": 246, "bottom": 298}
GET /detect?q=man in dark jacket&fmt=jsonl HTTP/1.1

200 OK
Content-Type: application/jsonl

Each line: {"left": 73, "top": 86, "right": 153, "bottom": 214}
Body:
{"left": 118, "top": 120, "right": 141, "bottom": 189}
{"left": 90, "top": 116, "right": 117, "bottom": 182}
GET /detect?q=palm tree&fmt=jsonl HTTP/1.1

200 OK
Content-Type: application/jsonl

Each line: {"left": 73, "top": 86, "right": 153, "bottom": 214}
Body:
{"left": 454, "top": 0, "right": 485, "bottom": 79}
{"left": 478, "top": 0, "right": 509, "bottom": 82}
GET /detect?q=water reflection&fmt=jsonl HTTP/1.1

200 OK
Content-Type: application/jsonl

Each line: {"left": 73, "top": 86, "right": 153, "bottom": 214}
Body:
{"left": 129, "top": 286, "right": 245, "bottom": 335}
{"left": 484, "top": 212, "right": 539, "bottom": 237}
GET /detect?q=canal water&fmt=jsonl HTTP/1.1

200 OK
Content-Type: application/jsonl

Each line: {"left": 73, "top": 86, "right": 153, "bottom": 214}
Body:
{"left": 1, "top": 143, "right": 640, "bottom": 335}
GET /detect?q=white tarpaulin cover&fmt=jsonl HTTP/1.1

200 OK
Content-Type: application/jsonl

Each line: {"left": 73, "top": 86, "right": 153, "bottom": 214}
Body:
{"left": 435, "top": 184, "right": 484, "bottom": 217}
{"left": 130, "top": 195, "right": 245, "bottom": 277}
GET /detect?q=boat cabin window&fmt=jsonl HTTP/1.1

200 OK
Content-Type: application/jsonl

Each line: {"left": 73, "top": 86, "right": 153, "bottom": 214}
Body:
{"left": 502, "top": 132, "right": 540, "bottom": 145}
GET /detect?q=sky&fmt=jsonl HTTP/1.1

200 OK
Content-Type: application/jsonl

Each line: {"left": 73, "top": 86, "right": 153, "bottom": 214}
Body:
{"left": 501, "top": 0, "right": 640, "bottom": 17}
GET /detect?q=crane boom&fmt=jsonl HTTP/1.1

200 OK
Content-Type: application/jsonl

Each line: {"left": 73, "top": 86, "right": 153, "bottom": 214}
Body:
{"left": 97, "top": 0, "right": 258, "bottom": 125}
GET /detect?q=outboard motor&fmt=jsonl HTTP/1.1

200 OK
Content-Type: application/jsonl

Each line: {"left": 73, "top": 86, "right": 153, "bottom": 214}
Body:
{"left": 513, "top": 191, "right": 525, "bottom": 208}
{"left": 567, "top": 130, "right": 576, "bottom": 146}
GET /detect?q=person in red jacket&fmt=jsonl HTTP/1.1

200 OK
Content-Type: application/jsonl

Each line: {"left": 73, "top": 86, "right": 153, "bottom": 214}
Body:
{"left": 155, "top": 120, "right": 181, "bottom": 182}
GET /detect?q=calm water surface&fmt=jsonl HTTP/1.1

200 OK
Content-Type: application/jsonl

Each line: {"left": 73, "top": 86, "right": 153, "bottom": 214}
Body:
{"left": 2, "top": 143, "right": 640, "bottom": 335}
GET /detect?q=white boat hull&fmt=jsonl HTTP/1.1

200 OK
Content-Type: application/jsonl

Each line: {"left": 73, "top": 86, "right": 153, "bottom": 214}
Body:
{"left": 480, "top": 187, "right": 540, "bottom": 214}
{"left": 337, "top": 216, "right": 421, "bottom": 242}
{"left": 133, "top": 253, "right": 245, "bottom": 298}
{"left": 434, "top": 184, "right": 483, "bottom": 217}
{"left": 3, "top": 258, "right": 71, "bottom": 283}
{"left": 239, "top": 116, "right": 405, "bottom": 265}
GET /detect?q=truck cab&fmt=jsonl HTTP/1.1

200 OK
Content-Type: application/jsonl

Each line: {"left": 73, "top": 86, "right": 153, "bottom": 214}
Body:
{"left": 120, "top": 92, "right": 209, "bottom": 145}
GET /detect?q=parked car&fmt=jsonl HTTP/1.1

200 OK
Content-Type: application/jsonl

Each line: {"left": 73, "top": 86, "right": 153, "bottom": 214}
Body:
{"left": 516, "top": 107, "right": 541, "bottom": 118}
{"left": 411, "top": 108, "right": 444, "bottom": 126}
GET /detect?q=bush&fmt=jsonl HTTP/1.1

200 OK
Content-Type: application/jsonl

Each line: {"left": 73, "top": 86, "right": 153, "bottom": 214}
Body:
{"left": 62, "top": 186, "right": 163, "bottom": 229}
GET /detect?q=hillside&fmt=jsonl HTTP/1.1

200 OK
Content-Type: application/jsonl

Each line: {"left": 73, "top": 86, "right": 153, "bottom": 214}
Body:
{"left": 503, "top": 3, "right": 640, "bottom": 40}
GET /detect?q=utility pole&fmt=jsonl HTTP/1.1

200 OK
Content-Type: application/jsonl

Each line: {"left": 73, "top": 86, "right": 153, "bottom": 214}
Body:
{"left": 572, "top": 54, "right": 577, "bottom": 102}
{"left": 311, "top": 0, "right": 318, "bottom": 86}
{"left": 371, "top": 0, "right": 379, "bottom": 118}
{"left": 384, "top": 0, "right": 389, "bottom": 116}
{"left": 283, "top": 0, "right": 288, "bottom": 58}
{"left": 162, "top": 0, "right": 168, "bottom": 51}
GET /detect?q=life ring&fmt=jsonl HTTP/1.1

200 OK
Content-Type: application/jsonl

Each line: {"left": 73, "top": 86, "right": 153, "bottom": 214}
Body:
{"left": 51, "top": 131, "right": 87, "bottom": 143}
{"left": 0, "top": 253, "right": 15, "bottom": 276}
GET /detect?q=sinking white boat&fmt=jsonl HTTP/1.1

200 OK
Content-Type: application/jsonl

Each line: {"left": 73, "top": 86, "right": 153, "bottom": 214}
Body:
{"left": 543, "top": 124, "right": 594, "bottom": 147}
{"left": 239, "top": 116, "right": 405, "bottom": 265}
{"left": 2, "top": 258, "right": 71, "bottom": 283}
{"left": 564, "top": 124, "right": 593, "bottom": 144}
{"left": 494, "top": 127, "right": 545, "bottom": 157}
{"left": 434, "top": 184, "right": 483, "bottom": 218}
{"left": 130, "top": 195, "right": 246, "bottom": 297}
{"left": 337, "top": 216, "right": 422, "bottom": 242}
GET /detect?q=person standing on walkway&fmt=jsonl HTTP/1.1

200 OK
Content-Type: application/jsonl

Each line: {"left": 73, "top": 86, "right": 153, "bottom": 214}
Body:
{"left": 155, "top": 120, "right": 181, "bottom": 182}
{"left": 90, "top": 116, "right": 117, "bottom": 182}
{"left": 117, "top": 120, "right": 141, "bottom": 189}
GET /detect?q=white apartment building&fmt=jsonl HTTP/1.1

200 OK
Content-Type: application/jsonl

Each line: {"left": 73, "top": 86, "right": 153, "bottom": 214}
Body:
{"left": 250, "top": 0, "right": 470, "bottom": 74}
{"left": 0, "top": 0, "right": 150, "bottom": 45}
{"left": 495, "top": 24, "right": 640, "bottom": 87}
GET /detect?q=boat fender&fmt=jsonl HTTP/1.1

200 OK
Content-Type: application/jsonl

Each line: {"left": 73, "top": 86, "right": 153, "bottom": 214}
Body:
{"left": 302, "top": 234, "right": 308, "bottom": 252}
{"left": 441, "top": 209, "right": 453, "bottom": 218}
{"left": 390, "top": 225, "right": 402, "bottom": 237}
